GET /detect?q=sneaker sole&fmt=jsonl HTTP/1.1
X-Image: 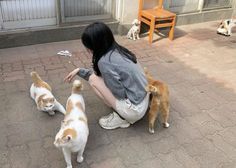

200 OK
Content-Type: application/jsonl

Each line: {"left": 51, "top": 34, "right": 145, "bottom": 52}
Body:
{"left": 99, "top": 123, "right": 130, "bottom": 130}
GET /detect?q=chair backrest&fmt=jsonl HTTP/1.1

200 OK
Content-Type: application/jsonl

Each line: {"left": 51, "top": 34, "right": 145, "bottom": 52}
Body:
{"left": 138, "top": 0, "right": 164, "bottom": 11}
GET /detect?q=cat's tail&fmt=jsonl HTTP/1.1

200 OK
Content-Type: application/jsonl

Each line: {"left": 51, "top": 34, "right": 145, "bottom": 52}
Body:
{"left": 144, "top": 67, "right": 153, "bottom": 82}
{"left": 144, "top": 67, "right": 152, "bottom": 77}
{"left": 72, "top": 80, "right": 83, "bottom": 94}
{"left": 31, "top": 71, "right": 43, "bottom": 84}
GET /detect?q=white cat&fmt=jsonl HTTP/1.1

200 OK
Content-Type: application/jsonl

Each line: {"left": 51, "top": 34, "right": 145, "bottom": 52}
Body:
{"left": 127, "top": 19, "right": 141, "bottom": 40}
{"left": 54, "top": 80, "right": 89, "bottom": 168}
{"left": 217, "top": 18, "right": 236, "bottom": 36}
{"left": 30, "top": 71, "right": 66, "bottom": 115}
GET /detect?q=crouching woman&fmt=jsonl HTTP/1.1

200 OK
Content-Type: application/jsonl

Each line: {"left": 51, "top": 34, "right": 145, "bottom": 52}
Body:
{"left": 64, "top": 22, "right": 149, "bottom": 130}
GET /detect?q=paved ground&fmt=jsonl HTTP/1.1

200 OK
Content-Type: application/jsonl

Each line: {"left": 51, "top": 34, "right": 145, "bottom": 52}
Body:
{"left": 0, "top": 21, "right": 236, "bottom": 168}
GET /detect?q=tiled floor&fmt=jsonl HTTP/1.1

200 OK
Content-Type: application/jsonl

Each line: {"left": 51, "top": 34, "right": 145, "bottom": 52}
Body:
{"left": 0, "top": 21, "right": 236, "bottom": 168}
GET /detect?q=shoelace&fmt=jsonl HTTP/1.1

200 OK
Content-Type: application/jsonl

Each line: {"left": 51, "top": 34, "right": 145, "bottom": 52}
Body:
{"left": 107, "top": 113, "right": 115, "bottom": 122}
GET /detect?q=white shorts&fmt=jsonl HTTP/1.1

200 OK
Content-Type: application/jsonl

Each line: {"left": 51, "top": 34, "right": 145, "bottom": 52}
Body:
{"left": 115, "top": 93, "right": 150, "bottom": 124}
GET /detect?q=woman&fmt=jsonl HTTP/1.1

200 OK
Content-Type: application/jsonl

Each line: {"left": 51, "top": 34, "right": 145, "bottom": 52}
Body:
{"left": 64, "top": 22, "right": 149, "bottom": 130}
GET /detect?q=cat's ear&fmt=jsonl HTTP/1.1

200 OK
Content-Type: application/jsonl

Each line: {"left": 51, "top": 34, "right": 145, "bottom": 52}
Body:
{"left": 50, "top": 97, "right": 55, "bottom": 103}
{"left": 66, "top": 135, "right": 72, "bottom": 142}
{"left": 37, "top": 94, "right": 46, "bottom": 109}
{"left": 36, "top": 103, "right": 41, "bottom": 110}
{"left": 150, "top": 85, "right": 158, "bottom": 92}
{"left": 37, "top": 99, "right": 43, "bottom": 109}
{"left": 145, "top": 85, "right": 152, "bottom": 92}
{"left": 61, "top": 120, "right": 66, "bottom": 126}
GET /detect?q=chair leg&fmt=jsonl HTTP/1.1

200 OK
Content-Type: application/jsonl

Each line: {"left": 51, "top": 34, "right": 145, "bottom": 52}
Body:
{"left": 149, "top": 18, "right": 155, "bottom": 44}
{"left": 169, "top": 16, "right": 176, "bottom": 40}
{"left": 138, "top": 15, "right": 141, "bottom": 32}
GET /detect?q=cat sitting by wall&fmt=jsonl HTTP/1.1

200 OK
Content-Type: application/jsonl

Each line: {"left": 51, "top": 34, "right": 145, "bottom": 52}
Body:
{"left": 54, "top": 80, "right": 89, "bottom": 168}
{"left": 30, "top": 71, "right": 66, "bottom": 115}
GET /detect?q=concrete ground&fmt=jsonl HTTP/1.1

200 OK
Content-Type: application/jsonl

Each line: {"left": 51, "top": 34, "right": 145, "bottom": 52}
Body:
{"left": 0, "top": 21, "right": 236, "bottom": 168}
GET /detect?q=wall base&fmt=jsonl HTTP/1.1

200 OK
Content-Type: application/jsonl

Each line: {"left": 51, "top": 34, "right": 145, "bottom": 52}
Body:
{"left": 0, "top": 19, "right": 119, "bottom": 49}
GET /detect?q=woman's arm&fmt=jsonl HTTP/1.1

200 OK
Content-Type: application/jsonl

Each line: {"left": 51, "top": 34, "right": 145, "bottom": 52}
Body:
{"left": 64, "top": 68, "right": 93, "bottom": 82}
{"left": 64, "top": 68, "right": 80, "bottom": 83}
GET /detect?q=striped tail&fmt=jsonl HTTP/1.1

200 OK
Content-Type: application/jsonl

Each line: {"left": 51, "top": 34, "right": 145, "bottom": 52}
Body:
{"left": 72, "top": 80, "right": 83, "bottom": 94}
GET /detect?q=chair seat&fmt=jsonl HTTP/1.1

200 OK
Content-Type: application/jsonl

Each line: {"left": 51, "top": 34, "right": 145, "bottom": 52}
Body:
{"left": 141, "top": 8, "right": 176, "bottom": 19}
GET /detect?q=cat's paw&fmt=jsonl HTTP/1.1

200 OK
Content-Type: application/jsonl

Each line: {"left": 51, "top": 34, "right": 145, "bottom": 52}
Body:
{"left": 77, "top": 156, "right": 84, "bottom": 163}
{"left": 48, "top": 111, "right": 55, "bottom": 116}
{"left": 149, "top": 127, "right": 155, "bottom": 134}
{"left": 66, "top": 166, "right": 72, "bottom": 168}
{"left": 163, "top": 122, "right": 169, "bottom": 128}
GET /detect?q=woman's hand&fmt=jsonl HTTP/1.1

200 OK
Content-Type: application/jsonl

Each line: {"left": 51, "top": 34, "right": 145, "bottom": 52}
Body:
{"left": 64, "top": 68, "right": 80, "bottom": 83}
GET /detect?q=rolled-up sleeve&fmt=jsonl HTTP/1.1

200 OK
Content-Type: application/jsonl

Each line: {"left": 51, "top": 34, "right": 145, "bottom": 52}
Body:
{"left": 77, "top": 68, "right": 93, "bottom": 81}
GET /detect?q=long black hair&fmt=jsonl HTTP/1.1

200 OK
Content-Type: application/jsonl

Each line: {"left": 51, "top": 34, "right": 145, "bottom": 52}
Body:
{"left": 81, "top": 22, "right": 137, "bottom": 76}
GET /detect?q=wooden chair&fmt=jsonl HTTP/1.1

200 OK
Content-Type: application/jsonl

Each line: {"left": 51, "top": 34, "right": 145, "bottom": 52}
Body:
{"left": 138, "top": 0, "right": 176, "bottom": 44}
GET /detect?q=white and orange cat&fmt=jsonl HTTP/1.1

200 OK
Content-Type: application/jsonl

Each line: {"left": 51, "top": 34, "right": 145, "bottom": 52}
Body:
{"left": 30, "top": 71, "right": 66, "bottom": 115}
{"left": 54, "top": 80, "right": 89, "bottom": 168}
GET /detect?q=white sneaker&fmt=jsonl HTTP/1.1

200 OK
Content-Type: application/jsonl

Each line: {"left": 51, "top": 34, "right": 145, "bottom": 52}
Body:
{"left": 99, "top": 112, "right": 130, "bottom": 130}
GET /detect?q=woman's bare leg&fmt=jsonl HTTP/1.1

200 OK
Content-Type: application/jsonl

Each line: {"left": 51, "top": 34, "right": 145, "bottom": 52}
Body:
{"left": 88, "top": 74, "right": 117, "bottom": 109}
{"left": 88, "top": 74, "right": 132, "bottom": 129}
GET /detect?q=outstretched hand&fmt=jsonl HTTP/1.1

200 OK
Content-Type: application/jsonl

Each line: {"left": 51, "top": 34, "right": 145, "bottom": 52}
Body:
{"left": 64, "top": 68, "right": 80, "bottom": 83}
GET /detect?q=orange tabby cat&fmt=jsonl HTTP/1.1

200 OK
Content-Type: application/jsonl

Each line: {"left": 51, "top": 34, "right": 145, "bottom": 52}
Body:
{"left": 144, "top": 68, "right": 170, "bottom": 134}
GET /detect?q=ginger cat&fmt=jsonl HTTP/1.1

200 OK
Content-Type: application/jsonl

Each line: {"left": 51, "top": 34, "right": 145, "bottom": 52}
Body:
{"left": 54, "top": 80, "right": 89, "bottom": 168}
{"left": 30, "top": 71, "right": 66, "bottom": 115}
{"left": 144, "top": 68, "right": 170, "bottom": 134}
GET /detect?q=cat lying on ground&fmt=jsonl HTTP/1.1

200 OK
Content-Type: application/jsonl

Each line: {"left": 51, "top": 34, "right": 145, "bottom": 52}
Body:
{"left": 30, "top": 71, "right": 66, "bottom": 115}
{"left": 54, "top": 80, "right": 89, "bottom": 168}
{"left": 217, "top": 18, "right": 236, "bottom": 36}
